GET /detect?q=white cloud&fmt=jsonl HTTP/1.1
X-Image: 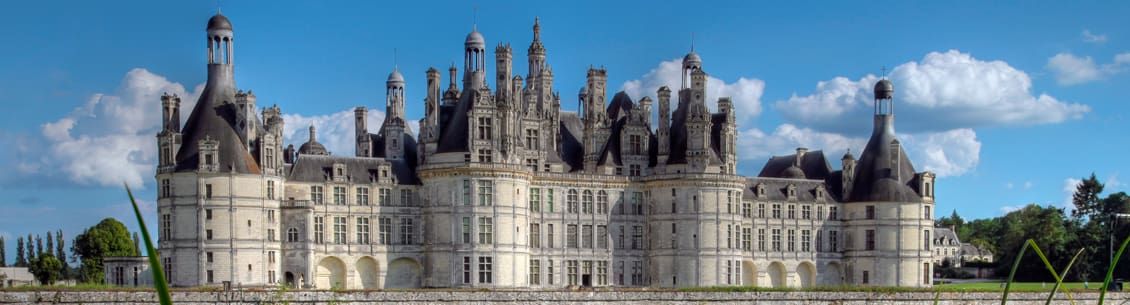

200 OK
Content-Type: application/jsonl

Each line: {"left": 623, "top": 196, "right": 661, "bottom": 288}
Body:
{"left": 1024, "top": 181, "right": 1034, "bottom": 189}
{"left": 33, "top": 68, "right": 203, "bottom": 188}
{"left": 1046, "top": 52, "right": 1130, "bottom": 85}
{"left": 1062, "top": 178, "right": 1082, "bottom": 211}
{"left": 1006, "top": 182, "right": 1014, "bottom": 189}
{"left": 777, "top": 50, "right": 1089, "bottom": 134}
{"left": 901, "top": 128, "right": 981, "bottom": 177}
{"left": 620, "top": 58, "right": 765, "bottom": 124}
{"left": 281, "top": 109, "right": 385, "bottom": 157}
{"left": 999, "top": 205, "right": 1024, "bottom": 214}
{"left": 736, "top": 124, "right": 865, "bottom": 162}
{"left": 1082, "top": 30, "right": 1108, "bottom": 43}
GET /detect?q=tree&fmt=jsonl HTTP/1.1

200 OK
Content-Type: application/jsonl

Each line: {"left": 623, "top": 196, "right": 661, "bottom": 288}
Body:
{"left": 72, "top": 218, "right": 135, "bottom": 284}
{"left": 132, "top": 232, "right": 141, "bottom": 257}
{"left": 1072, "top": 173, "right": 1105, "bottom": 221}
{"left": 46, "top": 231, "right": 54, "bottom": 259}
{"left": 15, "top": 237, "right": 26, "bottom": 267}
{"left": 56, "top": 229, "right": 66, "bottom": 266}
{"left": 0, "top": 236, "right": 6, "bottom": 267}
{"left": 35, "top": 234, "right": 43, "bottom": 257}
{"left": 29, "top": 252, "right": 63, "bottom": 285}
{"left": 994, "top": 204, "right": 1070, "bottom": 281}
{"left": 26, "top": 233, "right": 35, "bottom": 262}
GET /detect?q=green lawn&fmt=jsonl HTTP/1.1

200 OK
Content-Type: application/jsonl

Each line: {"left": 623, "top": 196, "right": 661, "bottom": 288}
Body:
{"left": 938, "top": 281, "right": 1119, "bottom": 292}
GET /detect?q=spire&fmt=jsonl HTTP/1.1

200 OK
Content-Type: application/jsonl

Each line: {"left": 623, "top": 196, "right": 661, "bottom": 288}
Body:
{"left": 533, "top": 16, "right": 541, "bottom": 42}
{"left": 309, "top": 125, "right": 316, "bottom": 143}
{"left": 691, "top": 32, "right": 695, "bottom": 52}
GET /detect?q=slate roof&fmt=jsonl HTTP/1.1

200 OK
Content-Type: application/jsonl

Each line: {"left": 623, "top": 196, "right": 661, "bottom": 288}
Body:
{"left": 845, "top": 115, "right": 922, "bottom": 203}
{"left": 435, "top": 87, "right": 479, "bottom": 153}
{"left": 175, "top": 78, "right": 260, "bottom": 174}
{"left": 287, "top": 155, "right": 418, "bottom": 185}
{"left": 934, "top": 227, "right": 960, "bottom": 246}
{"left": 757, "top": 150, "right": 834, "bottom": 180}
{"left": 742, "top": 177, "right": 836, "bottom": 202}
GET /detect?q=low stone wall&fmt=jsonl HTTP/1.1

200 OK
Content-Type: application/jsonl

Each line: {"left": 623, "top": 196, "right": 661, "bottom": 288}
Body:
{"left": 0, "top": 290, "right": 1125, "bottom": 305}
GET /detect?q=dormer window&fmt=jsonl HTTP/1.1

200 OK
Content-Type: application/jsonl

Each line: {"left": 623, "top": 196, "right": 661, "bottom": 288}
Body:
{"left": 198, "top": 136, "right": 219, "bottom": 172}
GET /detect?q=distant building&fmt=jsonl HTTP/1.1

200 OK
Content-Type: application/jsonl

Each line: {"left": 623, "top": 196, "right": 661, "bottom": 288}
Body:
{"left": 0, "top": 267, "right": 35, "bottom": 287}
{"left": 155, "top": 12, "right": 937, "bottom": 289}
{"left": 103, "top": 256, "right": 153, "bottom": 287}
{"left": 931, "top": 227, "right": 992, "bottom": 267}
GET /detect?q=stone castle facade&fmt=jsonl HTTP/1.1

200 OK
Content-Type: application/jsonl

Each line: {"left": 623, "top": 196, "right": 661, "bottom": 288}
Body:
{"left": 155, "top": 13, "right": 938, "bottom": 289}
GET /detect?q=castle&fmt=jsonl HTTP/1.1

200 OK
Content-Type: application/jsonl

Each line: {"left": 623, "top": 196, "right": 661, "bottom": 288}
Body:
{"left": 154, "top": 12, "right": 937, "bottom": 289}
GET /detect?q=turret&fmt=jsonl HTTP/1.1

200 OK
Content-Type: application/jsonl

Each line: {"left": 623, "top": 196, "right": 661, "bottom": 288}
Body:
{"left": 496, "top": 43, "right": 512, "bottom": 102}
{"left": 161, "top": 93, "right": 182, "bottom": 132}
{"left": 656, "top": 86, "right": 672, "bottom": 164}
{"left": 463, "top": 26, "right": 487, "bottom": 89}
{"left": 583, "top": 67, "right": 609, "bottom": 172}
{"left": 443, "top": 63, "right": 460, "bottom": 105}
{"left": 382, "top": 68, "right": 407, "bottom": 160}
{"left": 234, "top": 89, "right": 257, "bottom": 148}
{"left": 527, "top": 17, "right": 547, "bottom": 84}
{"left": 355, "top": 106, "right": 371, "bottom": 157}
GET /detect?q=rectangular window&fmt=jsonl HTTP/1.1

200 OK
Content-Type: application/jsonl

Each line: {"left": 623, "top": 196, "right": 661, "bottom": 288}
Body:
{"left": 400, "top": 189, "right": 413, "bottom": 206}
{"left": 477, "top": 117, "right": 492, "bottom": 140}
{"left": 310, "top": 186, "right": 322, "bottom": 204}
{"left": 801, "top": 229, "right": 811, "bottom": 252}
{"left": 478, "top": 217, "right": 493, "bottom": 244}
{"left": 788, "top": 205, "right": 796, "bottom": 219}
{"left": 478, "top": 180, "right": 493, "bottom": 206}
{"left": 632, "top": 192, "right": 643, "bottom": 215}
{"left": 206, "top": 252, "right": 213, "bottom": 263}
{"left": 161, "top": 214, "right": 171, "bottom": 240}
{"left": 830, "top": 206, "right": 839, "bottom": 220}
{"left": 463, "top": 180, "right": 472, "bottom": 206}
{"left": 400, "top": 218, "right": 414, "bottom": 245}
{"left": 206, "top": 209, "right": 213, "bottom": 220}
{"left": 631, "top": 261, "right": 643, "bottom": 285}
{"left": 526, "top": 129, "right": 539, "bottom": 150}
{"left": 567, "top": 190, "right": 579, "bottom": 213}
{"left": 379, "top": 188, "right": 390, "bottom": 206}
{"left": 268, "top": 251, "right": 276, "bottom": 264}
{"left": 631, "top": 226, "right": 643, "bottom": 250}
{"left": 617, "top": 226, "right": 625, "bottom": 249}
{"left": 357, "top": 217, "right": 370, "bottom": 244}
{"left": 266, "top": 181, "right": 275, "bottom": 200}
{"left": 530, "top": 188, "right": 541, "bottom": 212}
{"left": 478, "top": 149, "right": 492, "bottom": 163}
{"left": 671, "top": 223, "right": 678, "bottom": 249}
{"left": 742, "top": 202, "right": 752, "bottom": 218}
{"left": 802, "top": 205, "right": 812, "bottom": 219}
{"left": 529, "top": 259, "right": 541, "bottom": 285}
{"left": 787, "top": 229, "right": 796, "bottom": 251}
{"left": 526, "top": 158, "right": 538, "bottom": 172}
{"left": 462, "top": 257, "right": 472, "bottom": 284}
{"left": 462, "top": 217, "right": 472, "bottom": 244}
{"left": 356, "top": 187, "right": 369, "bottom": 205}
{"left": 333, "top": 186, "right": 346, "bottom": 205}
{"left": 206, "top": 184, "right": 213, "bottom": 199}
{"left": 772, "top": 204, "right": 781, "bottom": 219}
{"left": 629, "top": 134, "right": 643, "bottom": 154}
{"left": 727, "top": 191, "right": 734, "bottom": 214}
{"left": 866, "top": 229, "right": 876, "bottom": 250}
{"left": 629, "top": 164, "right": 641, "bottom": 177}
{"left": 314, "top": 217, "right": 324, "bottom": 244}
{"left": 725, "top": 260, "right": 733, "bottom": 285}
{"left": 862, "top": 270, "right": 870, "bottom": 284}
{"left": 830, "top": 230, "right": 839, "bottom": 252}
{"left": 758, "top": 204, "right": 765, "bottom": 218}
{"left": 726, "top": 225, "right": 733, "bottom": 249}
{"left": 478, "top": 256, "right": 493, "bottom": 283}
{"left": 742, "top": 227, "right": 752, "bottom": 250}
{"left": 567, "top": 224, "right": 578, "bottom": 248}
{"left": 924, "top": 230, "right": 931, "bottom": 251}
{"left": 530, "top": 223, "right": 540, "bottom": 248}
{"left": 547, "top": 189, "right": 555, "bottom": 212}
{"left": 597, "top": 261, "right": 608, "bottom": 286}
{"left": 758, "top": 229, "right": 766, "bottom": 251}
{"left": 548, "top": 260, "right": 555, "bottom": 285}
{"left": 378, "top": 217, "right": 391, "bottom": 245}
{"left": 771, "top": 229, "right": 781, "bottom": 251}
{"left": 160, "top": 179, "right": 171, "bottom": 198}
{"left": 267, "top": 228, "right": 276, "bottom": 241}
{"left": 333, "top": 216, "right": 347, "bottom": 244}
{"left": 548, "top": 224, "right": 555, "bottom": 248}
{"left": 207, "top": 270, "right": 214, "bottom": 283}
{"left": 567, "top": 260, "right": 579, "bottom": 286}
{"left": 267, "top": 210, "right": 275, "bottom": 223}
{"left": 597, "top": 191, "right": 608, "bottom": 214}
{"left": 582, "top": 225, "right": 593, "bottom": 249}
{"left": 866, "top": 205, "right": 876, "bottom": 220}
{"left": 597, "top": 225, "right": 608, "bottom": 249}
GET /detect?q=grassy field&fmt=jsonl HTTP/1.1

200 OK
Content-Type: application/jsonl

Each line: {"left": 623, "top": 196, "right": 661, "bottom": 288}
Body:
{"left": 937, "top": 281, "right": 1119, "bottom": 292}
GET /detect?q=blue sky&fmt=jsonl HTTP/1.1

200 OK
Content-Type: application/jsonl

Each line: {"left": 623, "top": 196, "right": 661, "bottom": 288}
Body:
{"left": 1, "top": 1, "right": 1127, "bottom": 264}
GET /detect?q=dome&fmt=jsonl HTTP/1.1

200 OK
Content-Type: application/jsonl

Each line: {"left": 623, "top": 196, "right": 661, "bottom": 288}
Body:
{"left": 387, "top": 69, "right": 405, "bottom": 85}
{"left": 780, "top": 165, "right": 806, "bottom": 179}
{"left": 207, "top": 13, "right": 232, "bottom": 32}
{"left": 874, "top": 79, "right": 894, "bottom": 100}
{"left": 683, "top": 51, "right": 702, "bottom": 65}
{"left": 465, "top": 30, "right": 485, "bottom": 49}
{"left": 579, "top": 86, "right": 588, "bottom": 96}
{"left": 298, "top": 141, "right": 328, "bottom": 156}
{"left": 842, "top": 149, "right": 855, "bottom": 160}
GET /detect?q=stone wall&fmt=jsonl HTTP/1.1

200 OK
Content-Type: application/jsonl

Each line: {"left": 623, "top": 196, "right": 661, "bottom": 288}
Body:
{"left": 0, "top": 290, "right": 1125, "bottom": 305}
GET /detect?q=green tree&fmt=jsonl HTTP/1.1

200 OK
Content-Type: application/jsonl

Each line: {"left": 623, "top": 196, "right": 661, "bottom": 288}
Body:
{"left": 133, "top": 232, "right": 141, "bottom": 257}
{"left": 26, "top": 233, "right": 35, "bottom": 262}
{"left": 29, "top": 252, "right": 63, "bottom": 285}
{"left": 72, "top": 218, "right": 135, "bottom": 284}
{"left": 936, "top": 209, "right": 965, "bottom": 229}
{"left": 56, "top": 229, "right": 66, "bottom": 265}
{"left": 994, "top": 204, "right": 1070, "bottom": 281}
{"left": 45, "top": 231, "right": 54, "bottom": 258}
{"left": 15, "top": 237, "right": 26, "bottom": 267}
{"left": 1, "top": 236, "right": 6, "bottom": 267}
{"left": 1072, "top": 172, "right": 1104, "bottom": 221}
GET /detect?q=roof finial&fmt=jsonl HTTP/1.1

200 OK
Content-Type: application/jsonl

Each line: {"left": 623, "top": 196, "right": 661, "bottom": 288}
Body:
{"left": 881, "top": 66, "right": 887, "bottom": 78}
{"left": 394, "top": 48, "right": 398, "bottom": 71}
{"left": 473, "top": 5, "right": 478, "bottom": 31}
{"left": 217, "top": 0, "right": 222, "bottom": 14}
{"left": 691, "top": 32, "right": 695, "bottom": 52}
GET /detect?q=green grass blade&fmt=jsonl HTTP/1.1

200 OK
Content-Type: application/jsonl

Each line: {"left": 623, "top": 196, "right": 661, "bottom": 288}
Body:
{"left": 1045, "top": 248, "right": 1085, "bottom": 305}
{"left": 1099, "top": 233, "right": 1130, "bottom": 305}
{"left": 126, "top": 184, "right": 173, "bottom": 305}
{"left": 1026, "top": 240, "right": 1075, "bottom": 305}
{"left": 1001, "top": 240, "right": 1032, "bottom": 305}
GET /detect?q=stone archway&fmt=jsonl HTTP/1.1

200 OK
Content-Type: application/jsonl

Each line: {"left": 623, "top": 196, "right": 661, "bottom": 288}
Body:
{"left": 796, "top": 262, "right": 816, "bottom": 288}
{"left": 822, "top": 262, "right": 843, "bottom": 286}
{"left": 384, "top": 257, "right": 422, "bottom": 289}
{"left": 768, "top": 262, "right": 787, "bottom": 288}
{"left": 285, "top": 272, "right": 295, "bottom": 288}
{"left": 742, "top": 260, "right": 757, "bottom": 287}
{"left": 316, "top": 256, "right": 346, "bottom": 289}
{"left": 356, "top": 256, "right": 381, "bottom": 289}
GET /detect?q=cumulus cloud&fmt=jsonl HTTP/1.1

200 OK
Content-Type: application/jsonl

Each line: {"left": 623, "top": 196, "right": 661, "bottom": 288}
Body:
{"left": 620, "top": 58, "right": 765, "bottom": 124}
{"left": 777, "top": 50, "right": 1089, "bottom": 134}
{"left": 1046, "top": 52, "right": 1130, "bottom": 85}
{"left": 281, "top": 109, "right": 385, "bottom": 157}
{"left": 900, "top": 128, "right": 981, "bottom": 177}
{"left": 736, "top": 124, "right": 865, "bottom": 162}
{"left": 1082, "top": 30, "right": 1107, "bottom": 43}
{"left": 29, "top": 68, "right": 203, "bottom": 188}
{"left": 1062, "top": 177, "right": 1082, "bottom": 210}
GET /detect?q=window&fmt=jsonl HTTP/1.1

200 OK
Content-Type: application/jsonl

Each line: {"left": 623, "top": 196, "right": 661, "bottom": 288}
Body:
{"left": 924, "top": 230, "right": 930, "bottom": 251}
{"left": 287, "top": 227, "right": 299, "bottom": 242}
{"left": 267, "top": 210, "right": 275, "bottom": 223}
{"left": 617, "top": 226, "right": 625, "bottom": 249}
{"left": 597, "top": 225, "right": 608, "bottom": 249}
{"left": 582, "top": 225, "right": 594, "bottom": 249}
{"left": 477, "top": 117, "right": 492, "bottom": 140}
{"left": 631, "top": 192, "right": 643, "bottom": 215}
{"left": 597, "top": 191, "right": 608, "bottom": 214}
{"left": 787, "top": 229, "right": 796, "bottom": 251}
{"left": 725, "top": 260, "right": 733, "bottom": 285}
{"left": 742, "top": 202, "right": 752, "bottom": 218}
{"left": 530, "top": 259, "right": 541, "bottom": 285}
{"left": 866, "top": 205, "right": 876, "bottom": 219}
{"left": 462, "top": 217, "right": 472, "bottom": 244}
{"left": 161, "top": 214, "right": 171, "bottom": 240}
{"left": 567, "top": 189, "right": 579, "bottom": 213}
{"left": 817, "top": 206, "right": 825, "bottom": 219}
{"left": 267, "top": 229, "right": 276, "bottom": 241}
{"left": 206, "top": 252, "right": 213, "bottom": 263}
{"left": 788, "top": 205, "right": 796, "bottom": 219}
{"left": 378, "top": 217, "right": 391, "bottom": 244}
{"left": 727, "top": 225, "right": 733, "bottom": 249}
{"left": 758, "top": 229, "right": 766, "bottom": 251}
{"left": 206, "top": 229, "right": 213, "bottom": 240}
{"left": 631, "top": 261, "right": 643, "bottom": 285}
{"left": 547, "top": 189, "right": 555, "bottom": 212}
{"left": 727, "top": 191, "right": 734, "bottom": 214}
{"left": 772, "top": 204, "right": 781, "bottom": 219}
{"left": 400, "top": 189, "right": 413, "bottom": 206}
{"left": 526, "top": 158, "right": 538, "bottom": 172}
{"left": 462, "top": 257, "right": 472, "bottom": 284}
{"left": 266, "top": 181, "right": 275, "bottom": 200}
{"left": 597, "top": 261, "right": 608, "bottom": 286}
{"left": 802, "top": 230, "right": 811, "bottom": 252}
{"left": 548, "top": 224, "right": 555, "bottom": 248}
{"left": 526, "top": 129, "right": 539, "bottom": 150}
{"left": 206, "top": 209, "right": 212, "bottom": 220}
{"left": 631, "top": 226, "right": 643, "bottom": 250}
{"left": 333, "top": 186, "right": 346, "bottom": 205}
{"left": 268, "top": 251, "right": 276, "bottom": 264}
{"left": 310, "top": 186, "right": 323, "bottom": 204}
{"left": 478, "top": 149, "right": 492, "bottom": 163}
{"left": 629, "top": 164, "right": 641, "bottom": 176}
{"left": 629, "top": 134, "right": 643, "bottom": 154}
{"left": 866, "top": 229, "right": 876, "bottom": 250}
{"left": 830, "top": 230, "right": 839, "bottom": 252}
{"left": 333, "top": 216, "right": 347, "bottom": 244}
{"left": 207, "top": 270, "right": 214, "bottom": 283}
{"left": 567, "top": 260, "right": 579, "bottom": 286}
{"left": 530, "top": 223, "right": 540, "bottom": 248}
{"left": 206, "top": 184, "right": 213, "bottom": 199}
{"left": 463, "top": 180, "right": 472, "bottom": 206}
{"left": 356, "top": 187, "right": 369, "bottom": 205}
{"left": 314, "top": 217, "right": 325, "bottom": 244}
{"left": 379, "top": 188, "right": 391, "bottom": 206}
{"left": 582, "top": 190, "right": 594, "bottom": 214}
{"left": 758, "top": 204, "right": 765, "bottom": 218}
{"left": 548, "top": 259, "right": 555, "bottom": 285}
{"left": 567, "top": 224, "right": 578, "bottom": 248}
{"left": 163, "top": 257, "right": 173, "bottom": 283}
{"left": 400, "top": 218, "right": 414, "bottom": 245}
{"left": 925, "top": 205, "right": 931, "bottom": 219}
{"left": 530, "top": 188, "right": 541, "bottom": 212}
{"left": 771, "top": 229, "right": 781, "bottom": 251}
{"left": 862, "top": 270, "right": 870, "bottom": 284}
{"left": 478, "top": 256, "right": 493, "bottom": 283}
{"left": 829, "top": 206, "right": 839, "bottom": 220}
{"left": 742, "top": 227, "right": 752, "bottom": 250}
{"left": 671, "top": 223, "right": 678, "bottom": 249}
{"left": 802, "top": 205, "right": 812, "bottom": 219}
{"left": 357, "top": 217, "right": 370, "bottom": 244}
{"left": 160, "top": 179, "right": 171, "bottom": 198}
{"left": 478, "top": 217, "right": 493, "bottom": 244}
{"left": 478, "top": 180, "right": 493, "bottom": 206}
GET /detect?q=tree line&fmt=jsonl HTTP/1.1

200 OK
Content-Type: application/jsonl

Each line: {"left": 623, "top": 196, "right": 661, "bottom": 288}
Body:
{"left": 938, "top": 173, "right": 1130, "bottom": 282}
{"left": 2, "top": 218, "right": 141, "bottom": 285}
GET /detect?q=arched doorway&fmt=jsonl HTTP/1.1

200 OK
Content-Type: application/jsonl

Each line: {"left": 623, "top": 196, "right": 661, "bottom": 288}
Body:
{"left": 385, "top": 258, "right": 422, "bottom": 288}
{"left": 356, "top": 257, "right": 380, "bottom": 289}
{"left": 285, "top": 272, "right": 295, "bottom": 288}
{"left": 742, "top": 261, "right": 757, "bottom": 287}
{"left": 796, "top": 262, "right": 816, "bottom": 288}
{"left": 768, "top": 262, "right": 786, "bottom": 288}
{"left": 316, "top": 257, "right": 346, "bottom": 289}
{"left": 822, "top": 262, "right": 843, "bottom": 286}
